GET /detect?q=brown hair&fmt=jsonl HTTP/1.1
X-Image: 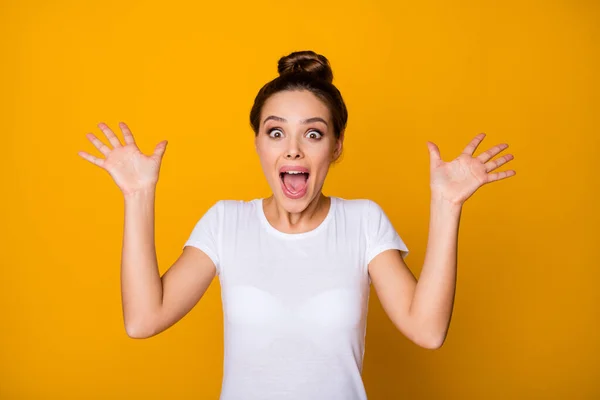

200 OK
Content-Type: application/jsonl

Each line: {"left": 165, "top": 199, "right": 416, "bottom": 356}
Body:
{"left": 249, "top": 50, "right": 348, "bottom": 140}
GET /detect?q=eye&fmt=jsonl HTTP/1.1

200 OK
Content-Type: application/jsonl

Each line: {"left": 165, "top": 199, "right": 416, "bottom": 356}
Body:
{"left": 268, "top": 128, "right": 283, "bottom": 138}
{"left": 307, "top": 130, "right": 323, "bottom": 139}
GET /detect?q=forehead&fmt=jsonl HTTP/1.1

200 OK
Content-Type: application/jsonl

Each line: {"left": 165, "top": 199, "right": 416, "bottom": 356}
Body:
{"left": 261, "top": 90, "right": 331, "bottom": 124}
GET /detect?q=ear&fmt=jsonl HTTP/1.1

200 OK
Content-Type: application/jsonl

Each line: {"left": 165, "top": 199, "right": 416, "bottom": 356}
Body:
{"left": 332, "top": 130, "right": 345, "bottom": 161}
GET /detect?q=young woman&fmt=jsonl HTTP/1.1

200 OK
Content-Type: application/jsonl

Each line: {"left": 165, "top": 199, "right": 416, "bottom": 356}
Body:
{"left": 78, "top": 50, "right": 516, "bottom": 400}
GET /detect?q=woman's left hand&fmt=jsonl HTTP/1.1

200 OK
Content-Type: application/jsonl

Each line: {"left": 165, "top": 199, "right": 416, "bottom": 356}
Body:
{"left": 427, "top": 133, "right": 516, "bottom": 206}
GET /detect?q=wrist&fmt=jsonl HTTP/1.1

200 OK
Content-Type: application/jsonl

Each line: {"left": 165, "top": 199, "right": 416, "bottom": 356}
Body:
{"left": 430, "top": 191, "right": 463, "bottom": 210}
{"left": 123, "top": 186, "right": 156, "bottom": 201}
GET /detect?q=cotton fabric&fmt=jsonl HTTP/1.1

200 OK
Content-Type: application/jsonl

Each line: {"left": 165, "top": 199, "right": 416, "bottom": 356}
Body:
{"left": 184, "top": 196, "right": 409, "bottom": 400}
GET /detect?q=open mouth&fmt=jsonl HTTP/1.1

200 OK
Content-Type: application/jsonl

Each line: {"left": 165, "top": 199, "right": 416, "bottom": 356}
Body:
{"left": 280, "top": 171, "right": 310, "bottom": 198}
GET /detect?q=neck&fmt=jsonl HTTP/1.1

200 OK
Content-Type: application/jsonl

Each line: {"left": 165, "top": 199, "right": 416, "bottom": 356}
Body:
{"left": 263, "top": 193, "right": 330, "bottom": 234}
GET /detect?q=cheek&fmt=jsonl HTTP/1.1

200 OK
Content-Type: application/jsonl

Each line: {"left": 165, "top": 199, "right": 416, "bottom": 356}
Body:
{"left": 311, "top": 145, "right": 335, "bottom": 165}
{"left": 256, "top": 148, "right": 279, "bottom": 176}
{"left": 311, "top": 155, "right": 334, "bottom": 180}
{"left": 256, "top": 142, "right": 274, "bottom": 159}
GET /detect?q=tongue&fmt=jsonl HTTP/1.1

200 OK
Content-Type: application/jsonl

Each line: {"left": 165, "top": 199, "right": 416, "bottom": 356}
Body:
{"left": 283, "top": 173, "right": 308, "bottom": 193}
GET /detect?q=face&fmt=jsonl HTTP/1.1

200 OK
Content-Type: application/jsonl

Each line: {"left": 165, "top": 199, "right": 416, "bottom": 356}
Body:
{"left": 255, "top": 90, "right": 343, "bottom": 213}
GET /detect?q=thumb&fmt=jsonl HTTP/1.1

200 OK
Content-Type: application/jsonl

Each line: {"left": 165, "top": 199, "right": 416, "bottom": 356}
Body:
{"left": 152, "top": 140, "right": 168, "bottom": 161}
{"left": 426, "top": 141, "right": 441, "bottom": 164}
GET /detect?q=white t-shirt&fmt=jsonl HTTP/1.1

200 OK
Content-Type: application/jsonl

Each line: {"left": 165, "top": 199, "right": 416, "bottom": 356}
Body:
{"left": 184, "top": 196, "right": 409, "bottom": 400}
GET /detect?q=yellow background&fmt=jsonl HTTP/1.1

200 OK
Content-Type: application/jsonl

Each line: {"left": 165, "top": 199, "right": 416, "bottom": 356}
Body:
{"left": 1, "top": 0, "right": 598, "bottom": 398}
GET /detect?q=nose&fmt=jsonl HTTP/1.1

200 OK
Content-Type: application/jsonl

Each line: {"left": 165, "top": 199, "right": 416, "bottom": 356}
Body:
{"left": 285, "top": 141, "right": 303, "bottom": 160}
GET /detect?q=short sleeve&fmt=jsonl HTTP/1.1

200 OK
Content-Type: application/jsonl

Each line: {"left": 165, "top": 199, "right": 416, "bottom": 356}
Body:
{"left": 365, "top": 200, "right": 409, "bottom": 264}
{"left": 183, "top": 201, "right": 222, "bottom": 275}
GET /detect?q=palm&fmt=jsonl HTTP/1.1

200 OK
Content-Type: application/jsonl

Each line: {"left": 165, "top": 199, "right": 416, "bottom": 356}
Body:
{"left": 102, "top": 144, "right": 161, "bottom": 193}
{"left": 78, "top": 122, "right": 168, "bottom": 196}
{"left": 427, "top": 133, "right": 516, "bottom": 205}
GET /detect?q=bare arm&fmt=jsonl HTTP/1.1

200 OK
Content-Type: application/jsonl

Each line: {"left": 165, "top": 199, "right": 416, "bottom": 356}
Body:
{"left": 122, "top": 188, "right": 217, "bottom": 339}
{"left": 369, "top": 133, "right": 515, "bottom": 350}
{"left": 368, "top": 197, "right": 460, "bottom": 350}
{"left": 407, "top": 198, "right": 460, "bottom": 347}
{"left": 78, "top": 122, "right": 217, "bottom": 340}
{"left": 120, "top": 188, "right": 162, "bottom": 338}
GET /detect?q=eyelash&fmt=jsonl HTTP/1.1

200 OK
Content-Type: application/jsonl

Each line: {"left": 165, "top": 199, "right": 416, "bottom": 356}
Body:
{"left": 267, "top": 128, "right": 323, "bottom": 140}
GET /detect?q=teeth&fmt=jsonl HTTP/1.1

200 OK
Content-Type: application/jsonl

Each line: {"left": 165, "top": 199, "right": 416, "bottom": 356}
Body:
{"left": 285, "top": 171, "right": 305, "bottom": 174}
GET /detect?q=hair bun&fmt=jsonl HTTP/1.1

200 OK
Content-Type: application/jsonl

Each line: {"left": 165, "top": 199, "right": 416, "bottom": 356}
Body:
{"left": 277, "top": 50, "right": 334, "bottom": 83}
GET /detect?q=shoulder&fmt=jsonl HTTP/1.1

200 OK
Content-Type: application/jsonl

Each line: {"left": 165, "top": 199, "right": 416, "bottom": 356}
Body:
{"left": 193, "top": 198, "right": 257, "bottom": 221}
{"left": 209, "top": 199, "right": 261, "bottom": 224}
{"left": 215, "top": 198, "right": 250, "bottom": 208}
{"left": 211, "top": 198, "right": 259, "bottom": 211}
{"left": 332, "top": 196, "right": 381, "bottom": 216}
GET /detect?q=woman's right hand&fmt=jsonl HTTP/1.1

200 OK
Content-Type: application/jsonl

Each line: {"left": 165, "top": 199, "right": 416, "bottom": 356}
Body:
{"left": 78, "top": 122, "right": 168, "bottom": 197}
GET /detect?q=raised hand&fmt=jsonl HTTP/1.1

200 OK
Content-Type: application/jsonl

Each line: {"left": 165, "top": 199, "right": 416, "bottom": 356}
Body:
{"left": 78, "top": 122, "right": 168, "bottom": 197}
{"left": 426, "top": 133, "right": 516, "bottom": 206}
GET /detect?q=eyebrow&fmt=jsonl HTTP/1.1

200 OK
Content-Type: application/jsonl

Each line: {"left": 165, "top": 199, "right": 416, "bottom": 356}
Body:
{"left": 263, "top": 115, "right": 329, "bottom": 126}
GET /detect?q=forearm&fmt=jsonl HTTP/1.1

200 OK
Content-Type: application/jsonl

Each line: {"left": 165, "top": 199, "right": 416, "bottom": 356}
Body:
{"left": 121, "top": 187, "right": 163, "bottom": 337}
{"left": 409, "top": 194, "right": 462, "bottom": 348}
